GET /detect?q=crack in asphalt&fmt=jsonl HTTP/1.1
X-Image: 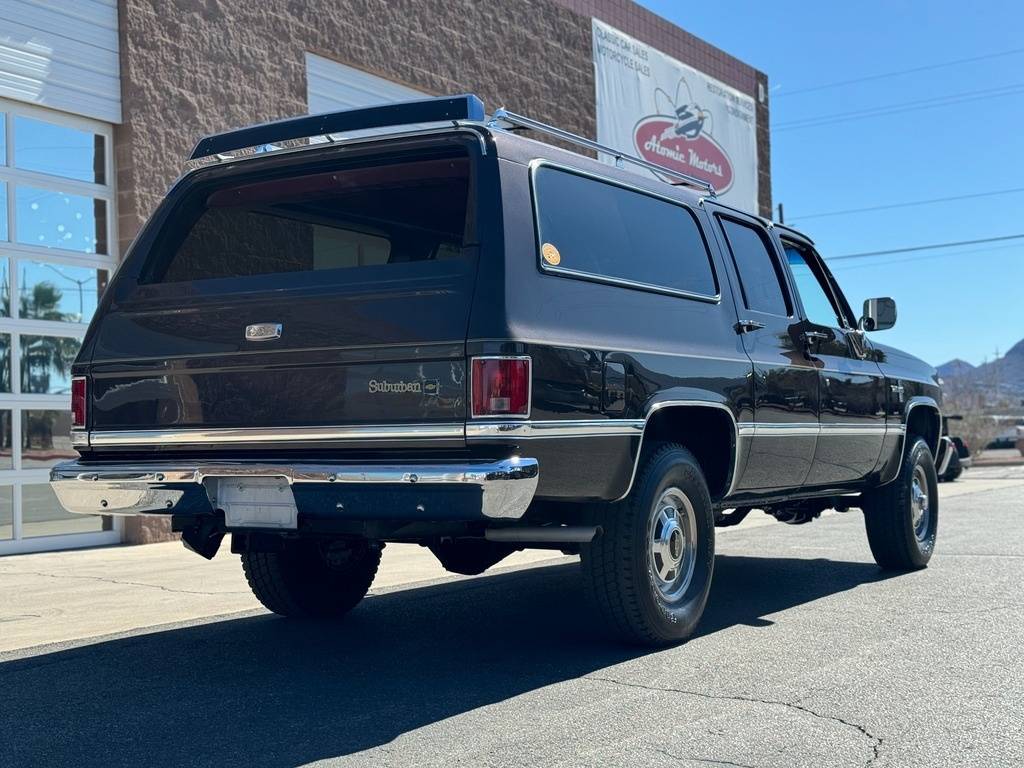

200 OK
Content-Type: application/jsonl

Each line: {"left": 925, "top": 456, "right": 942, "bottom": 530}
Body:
{"left": 651, "top": 748, "right": 756, "bottom": 768}
{"left": 587, "top": 675, "right": 882, "bottom": 767}
{"left": 0, "top": 569, "right": 249, "bottom": 597}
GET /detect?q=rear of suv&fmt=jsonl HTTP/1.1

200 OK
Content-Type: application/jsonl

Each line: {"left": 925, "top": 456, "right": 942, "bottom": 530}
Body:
{"left": 52, "top": 96, "right": 943, "bottom": 646}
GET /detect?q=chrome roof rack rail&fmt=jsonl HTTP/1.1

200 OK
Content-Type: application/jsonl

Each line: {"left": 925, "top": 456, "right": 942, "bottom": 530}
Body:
{"left": 487, "top": 108, "right": 716, "bottom": 196}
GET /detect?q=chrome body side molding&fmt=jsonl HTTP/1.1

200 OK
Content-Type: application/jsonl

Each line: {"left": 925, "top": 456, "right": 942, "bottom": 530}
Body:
{"left": 50, "top": 457, "right": 540, "bottom": 521}
{"left": 738, "top": 422, "right": 900, "bottom": 438}
{"left": 466, "top": 419, "right": 644, "bottom": 439}
{"left": 87, "top": 423, "right": 465, "bottom": 447}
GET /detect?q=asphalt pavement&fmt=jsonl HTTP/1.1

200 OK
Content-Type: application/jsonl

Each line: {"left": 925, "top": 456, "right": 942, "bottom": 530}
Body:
{"left": 1, "top": 468, "right": 1022, "bottom": 767}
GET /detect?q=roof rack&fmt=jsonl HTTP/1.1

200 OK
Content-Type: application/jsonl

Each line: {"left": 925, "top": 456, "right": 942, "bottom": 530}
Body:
{"left": 487, "top": 108, "right": 716, "bottom": 196}
{"left": 189, "top": 94, "right": 485, "bottom": 160}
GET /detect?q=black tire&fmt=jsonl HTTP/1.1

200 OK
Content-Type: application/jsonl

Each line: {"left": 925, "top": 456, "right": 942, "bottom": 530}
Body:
{"left": 941, "top": 453, "right": 962, "bottom": 482}
{"left": 581, "top": 443, "right": 715, "bottom": 646}
{"left": 241, "top": 537, "right": 381, "bottom": 618}
{"left": 862, "top": 437, "right": 938, "bottom": 571}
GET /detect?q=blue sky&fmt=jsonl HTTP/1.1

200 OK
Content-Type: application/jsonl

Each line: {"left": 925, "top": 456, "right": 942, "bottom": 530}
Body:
{"left": 638, "top": 0, "right": 1024, "bottom": 367}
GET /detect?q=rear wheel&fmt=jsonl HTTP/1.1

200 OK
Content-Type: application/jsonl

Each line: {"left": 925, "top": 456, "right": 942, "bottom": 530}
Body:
{"left": 581, "top": 443, "right": 715, "bottom": 646}
{"left": 862, "top": 437, "right": 938, "bottom": 570}
{"left": 241, "top": 537, "right": 381, "bottom": 618}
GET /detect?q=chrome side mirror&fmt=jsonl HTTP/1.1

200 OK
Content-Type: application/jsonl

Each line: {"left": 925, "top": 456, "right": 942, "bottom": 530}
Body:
{"left": 859, "top": 297, "right": 897, "bottom": 332}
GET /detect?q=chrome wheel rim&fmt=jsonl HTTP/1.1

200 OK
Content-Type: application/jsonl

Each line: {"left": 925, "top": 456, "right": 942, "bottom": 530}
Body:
{"left": 911, "top": 464, "right": 930, "bottom": 541}
{"left": 647, "top": 487, "right": 698, "bottom": 602}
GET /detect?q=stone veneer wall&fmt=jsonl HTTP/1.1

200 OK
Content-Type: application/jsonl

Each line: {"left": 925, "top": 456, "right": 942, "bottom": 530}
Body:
{"left": 114, "top": 0, "right": 769, "bottom": 544}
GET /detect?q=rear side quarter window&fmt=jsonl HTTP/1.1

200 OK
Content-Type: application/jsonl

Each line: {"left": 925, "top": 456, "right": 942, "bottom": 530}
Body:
{"left": 531, "top": 164, "right": 718, "bottom": 300}
{"left": 718, "top": 217, "right": 791, "bottom": 317}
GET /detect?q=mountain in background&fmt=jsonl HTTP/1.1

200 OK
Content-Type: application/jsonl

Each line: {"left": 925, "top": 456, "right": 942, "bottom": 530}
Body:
{"left": 936, "top": 358, "right": 976, "bottom": 378}
{"left": 937, "top": 338, "right": 1024, "bottom": 399}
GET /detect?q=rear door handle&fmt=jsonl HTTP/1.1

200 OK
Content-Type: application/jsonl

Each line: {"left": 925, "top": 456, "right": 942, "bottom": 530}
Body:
{"left": 734, "top": 319, "right": 766, "bottom": 334}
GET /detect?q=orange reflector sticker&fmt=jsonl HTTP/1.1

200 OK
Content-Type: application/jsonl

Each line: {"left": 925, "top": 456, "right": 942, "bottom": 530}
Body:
{"left": 541, "top": 242, "right": 561, "bottom": 266}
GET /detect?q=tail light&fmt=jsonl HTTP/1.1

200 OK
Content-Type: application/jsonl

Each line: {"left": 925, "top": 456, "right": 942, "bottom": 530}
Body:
{"left": 471, "top": 357, "right": 531, "bottom": 418}
{"left": 71, "top": 376, "right": 87, "bottom": 429}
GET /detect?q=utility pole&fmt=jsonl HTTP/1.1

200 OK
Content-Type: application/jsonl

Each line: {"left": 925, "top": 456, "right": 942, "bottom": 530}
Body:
{"left": 993, "top": 347, "right": 1001, "bottom": 401}
{"left": 776, "top": 203, "right": 784, "bottom": 224}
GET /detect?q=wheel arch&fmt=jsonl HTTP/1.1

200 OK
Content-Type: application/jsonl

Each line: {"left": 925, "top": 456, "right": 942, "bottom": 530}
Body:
{"left": 905, "top": 396, "right": 941, "bottom": 457}
{"left": 618, "top": 400, "right": 740, "bottom": 502}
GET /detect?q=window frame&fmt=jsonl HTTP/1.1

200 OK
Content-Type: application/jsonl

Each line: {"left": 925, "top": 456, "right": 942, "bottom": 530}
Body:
{"left": 528, "top": 159, "right": 721, "bottom": 304}
{"left": 714, "top": 212, "right": 795, "bottom": 319}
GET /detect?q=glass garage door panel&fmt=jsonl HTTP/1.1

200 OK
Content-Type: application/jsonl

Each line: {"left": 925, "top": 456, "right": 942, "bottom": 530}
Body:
{"left": 0, "top": 100, "right": 118, "bottom": 553}
{"left": 20, "top": 335, "right": 81, "bottom": 395}
{"left": 22, "top": 410, "right": 74, "bottom": 469}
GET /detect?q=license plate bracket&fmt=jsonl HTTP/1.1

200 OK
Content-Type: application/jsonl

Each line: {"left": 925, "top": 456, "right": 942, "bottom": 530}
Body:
{"left": 209, "top": 477, "right": 299, "bottom": 530}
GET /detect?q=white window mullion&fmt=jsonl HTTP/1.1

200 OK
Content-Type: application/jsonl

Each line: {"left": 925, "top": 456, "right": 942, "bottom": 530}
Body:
{"left": 10, "top": 330, "right": 18, "bottom": 397}
{"left": 0, "top": 166, "right": 114, "bottom": 202}
{"left": 0, "top": 244, "right": 116, "bottom": 273}
{"left": 10, "top": 406, "right": 20, "bottom": 471}
{"left": 11, "top": 482, "right": 22, "bottom": 541}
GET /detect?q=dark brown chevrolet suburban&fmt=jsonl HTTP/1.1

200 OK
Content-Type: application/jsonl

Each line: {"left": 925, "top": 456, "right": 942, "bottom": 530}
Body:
{"left": 50, "top": 96, "right": 944, "bottom": 645}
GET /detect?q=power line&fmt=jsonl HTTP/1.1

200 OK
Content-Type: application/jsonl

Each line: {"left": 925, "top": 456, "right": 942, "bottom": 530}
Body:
{"left": 826, "top": 233, "right": 1024, "bottom": 262}
{"left": 774, "top": 82, "right": 1024, "bottom": 131}
{"left": 788, "top": 187, "right": 1024, "bottom": 222}
{"left": 829, "top": 241, "right": 1024, "bottom": 272}
{"left": 774, "top": 46, "right": 1024, "bottom": 98}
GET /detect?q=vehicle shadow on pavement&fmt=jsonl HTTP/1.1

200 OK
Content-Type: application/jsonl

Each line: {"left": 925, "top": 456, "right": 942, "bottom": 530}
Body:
{"left": 1, "top": 554, "right": 892, "bottom": 766}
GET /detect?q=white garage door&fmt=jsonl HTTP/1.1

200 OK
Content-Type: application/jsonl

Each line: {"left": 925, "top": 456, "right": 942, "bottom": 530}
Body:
{"left": 305, "top": 53, "right": 425, "bottom": 115}
{"left": 0, "top": 0, "right": 122, "bottom": 123}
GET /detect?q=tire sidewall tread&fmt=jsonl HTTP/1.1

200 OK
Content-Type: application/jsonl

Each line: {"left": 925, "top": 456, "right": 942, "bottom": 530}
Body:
{"left": 582, "top": 442, "right": 715, "bottom": 646}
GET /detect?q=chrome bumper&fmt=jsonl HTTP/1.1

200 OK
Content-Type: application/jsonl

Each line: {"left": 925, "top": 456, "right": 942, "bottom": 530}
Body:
{"left": 49, "top": 457, "right": 539, "bottom": 521}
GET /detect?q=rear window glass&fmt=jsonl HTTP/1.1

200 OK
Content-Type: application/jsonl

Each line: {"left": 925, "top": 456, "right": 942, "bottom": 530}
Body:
{"left": 143, "top": 152, "right": 471, "bottom": 286}
{"left": 719, "top": 218, "right": 790, "bottom": 316}
{"left": 532, "top": 165, "right": 717, "bottom": 298}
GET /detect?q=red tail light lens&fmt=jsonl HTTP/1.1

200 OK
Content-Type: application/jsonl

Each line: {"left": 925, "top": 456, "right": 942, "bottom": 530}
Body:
{"left": 71, "top": 376, "right": 87, "bottom": 429}
{"left": 471, "top": 357, "right": 530, "bottom": 418}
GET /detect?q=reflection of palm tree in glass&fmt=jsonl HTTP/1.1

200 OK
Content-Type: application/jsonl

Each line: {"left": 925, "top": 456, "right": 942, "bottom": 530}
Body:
{"left": 20, "top": 283, "right": 79, "bottom": 394}
{"left": 38, "top": 263, "right": 96, "bottom": 322}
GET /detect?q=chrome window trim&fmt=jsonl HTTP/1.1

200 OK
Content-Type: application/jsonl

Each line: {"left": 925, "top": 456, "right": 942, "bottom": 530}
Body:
{"left": 468, "top": 355, "right": 533, "bottom": 420}
{"left": 528, "top": 159, "right": 722, "bottom": 304}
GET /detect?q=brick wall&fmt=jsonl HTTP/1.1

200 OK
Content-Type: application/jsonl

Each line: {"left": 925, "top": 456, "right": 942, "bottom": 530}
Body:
{"left": 113, "top": 0, "right": 769, "bottom": 543}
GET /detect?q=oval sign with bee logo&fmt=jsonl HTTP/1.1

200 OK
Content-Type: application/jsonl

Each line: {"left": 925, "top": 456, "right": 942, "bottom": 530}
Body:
{"left": 541, "top": 242, "right": 561, "bottom": 266}
{"left": 633, "top": 116, "right": 734, "bottom": 194}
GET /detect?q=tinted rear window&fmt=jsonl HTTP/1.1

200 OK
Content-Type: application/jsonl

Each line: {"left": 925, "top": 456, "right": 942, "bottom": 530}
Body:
{"left": 533, "top": 165, "right": 717, "bottom": 298}
{"left": 142, "top": 151, "right": 471, "bottom": 286}
{"left": 719, "top": 218, "right": 790, "bottom": 316}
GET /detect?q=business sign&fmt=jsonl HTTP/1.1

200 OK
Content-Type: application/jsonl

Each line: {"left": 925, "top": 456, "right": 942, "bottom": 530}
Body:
{"left": 592, "top": 19, "right": 759, "bottom": 211}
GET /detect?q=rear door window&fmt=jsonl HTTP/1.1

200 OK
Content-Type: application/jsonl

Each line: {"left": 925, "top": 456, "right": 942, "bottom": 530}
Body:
{"left": 532, "top": 165, "right": 718, "bottom": 299}
{"left": 718, "top": 218, "right": 791, "bottom": 316}
{"left": 141, "top": 151, "right": 472, "bottom": 288}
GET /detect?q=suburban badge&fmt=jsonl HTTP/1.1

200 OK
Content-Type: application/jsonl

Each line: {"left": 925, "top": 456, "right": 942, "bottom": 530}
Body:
{"left": 245, "top": 323, "right": 282, "bottom": 342}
